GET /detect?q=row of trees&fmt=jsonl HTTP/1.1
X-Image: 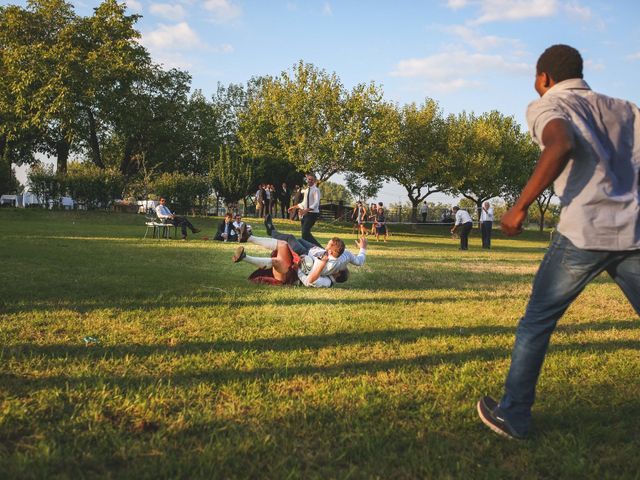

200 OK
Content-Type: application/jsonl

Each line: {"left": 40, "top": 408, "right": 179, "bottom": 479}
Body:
{"left": 1, "top": 0, "right": 554, "bottom": 228}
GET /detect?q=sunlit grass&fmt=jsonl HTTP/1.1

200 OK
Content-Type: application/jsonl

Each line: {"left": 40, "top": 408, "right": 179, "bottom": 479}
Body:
{"left": 1, "top": 209, "right": 638, "bottom": 479}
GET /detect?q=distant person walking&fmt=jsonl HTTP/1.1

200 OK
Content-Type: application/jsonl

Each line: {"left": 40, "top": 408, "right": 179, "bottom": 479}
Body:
{"left": 477, "top": 44, "right": 640, "bottom": 440}
{"left": 450, "top": 206, "right": 473, "bottom": 250}
{"left": 480, "top": 201, "right": 494, "bottom": 249}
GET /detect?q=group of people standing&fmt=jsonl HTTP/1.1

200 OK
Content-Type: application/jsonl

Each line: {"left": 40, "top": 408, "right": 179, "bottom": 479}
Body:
{"left": 450, "top": 201, "right": 494, "bottom": 250}
{"left": 255, "top": 183, "right": 307, "bottom": 220}
{"left": 351, "top": 201, "right": 388, "bottom": 242}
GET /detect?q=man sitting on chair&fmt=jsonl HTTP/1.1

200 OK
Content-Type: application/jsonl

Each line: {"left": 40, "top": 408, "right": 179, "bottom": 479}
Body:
{"left": 155, "top": 197, "right": 201, "bottom": 240}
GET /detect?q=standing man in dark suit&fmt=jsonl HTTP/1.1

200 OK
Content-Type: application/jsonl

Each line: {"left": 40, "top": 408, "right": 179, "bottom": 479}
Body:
{"left": 290, "top": 185, "right": 303, "bottom": 221}
{"left": 278, "top": 182, "right": 291, "bottom": 219}
{"left": 288, "top": 173, "right": 321, "bottom": 247}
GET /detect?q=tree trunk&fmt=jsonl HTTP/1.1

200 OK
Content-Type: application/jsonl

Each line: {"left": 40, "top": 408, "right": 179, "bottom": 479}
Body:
{"left": 539, "top": 211, "right": 545, "bottom": 232}
{"left": 86, "top": 108, "right": 104, "bottom": 169}
{"left": 55, "top": 138, "right": 70, "bottom": 175}
{"left": 119, "top": 138, "right": 137, "bottom": 176}
{"left": 476, "top": 200, "right": 483, "bottom": 229}
{"left": 411, "top": 200, "right": 419, "bottom": 223}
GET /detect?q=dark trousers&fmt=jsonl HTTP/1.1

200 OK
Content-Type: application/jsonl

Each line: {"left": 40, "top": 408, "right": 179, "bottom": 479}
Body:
{"left": 271, "top": 230, "right": 316, "bottom": 256}
{"left": 481, "top": 221, "right": 493, "bottom": 248}
{"left": 301, "top": 212, "right": 321, "bottom": 247}
{"left": 459, "top": 222, "right": 473, "bottom": 250}
{"left": 422, "top": 212, "right": 427, "bottom": 223}
{"left": 168, "top": 216, "right": 195, "bottom": 236}
{"left": 280, "top": 201, "right": 289, "bottom": 219}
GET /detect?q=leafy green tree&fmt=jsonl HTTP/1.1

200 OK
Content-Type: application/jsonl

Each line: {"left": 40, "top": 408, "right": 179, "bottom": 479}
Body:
{"left": 239, "top": 62, "right": 392, "bottom": 182}
{"left": 344, "top": 172, "right": 382, "bottom": 204}
{"left": 448, "top": 110, "right": 528, "bottom": 225}
{"left": 210, "top": 145, "right": 255, "bottom": 210}
{"left": 319, "top": 180, "right": 353, "bottom": 204}
{"left": 385, "top": 99, "right": 450, "bottom": 222}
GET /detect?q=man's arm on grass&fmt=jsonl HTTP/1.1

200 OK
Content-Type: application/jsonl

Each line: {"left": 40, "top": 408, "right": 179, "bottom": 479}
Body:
{"left": 502, "top": 118, "right": 574, "bottom": 236}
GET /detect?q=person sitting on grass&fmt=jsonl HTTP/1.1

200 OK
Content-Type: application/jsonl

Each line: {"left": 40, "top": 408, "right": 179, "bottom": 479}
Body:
{"left": 232, "top": 213, "right": 252, "bottom": 242}
{"left": 155, "top": 197, "right": 201, "bottom": 240}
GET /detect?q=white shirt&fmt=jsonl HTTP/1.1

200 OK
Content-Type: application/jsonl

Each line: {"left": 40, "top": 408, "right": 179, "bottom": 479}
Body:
{"left": 155, "top": 204, "right": 173, "bottom": 219}
{"left": 526, "top": 79, "right": 640, "bottom": 250}
{"left": 420, "top": 204, "right": 428, "bottom": 214}
{"left": 298, "top": 185, "right": 320, "bottom": 213}
{"left": 480, "top": 206, "right": 494, "bottom": 222}
{"left": 297, "top": 252, "right": 334, "bottom": 288}
{"left": 232, "top": 220, "right": 251, "bottom": 232}
{"left": 323, "top": 248, "right": 366, "bottom": 276}
{"left": 454, "top": 209, "right": 473, "bottom": 225}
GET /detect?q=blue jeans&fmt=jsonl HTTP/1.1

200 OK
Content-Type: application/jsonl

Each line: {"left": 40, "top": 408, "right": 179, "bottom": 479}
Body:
{"left": 499, "top": 232, "right": 640, "bottom": 436}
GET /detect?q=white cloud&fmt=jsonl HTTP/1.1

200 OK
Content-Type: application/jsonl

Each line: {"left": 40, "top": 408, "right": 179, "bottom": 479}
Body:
{"left": 444, "top": 24, "right": 520, "bottom": 51}
{"left": 471, "top": 0, "right": 558, "bottom": 24}
{"left": 322, "top": 2, "right": 332, "bottom": 16}
{"left": 392, "top": 50, "right": 529, "bottom": 79}
{"left": 153, "top": 52, "right": 194, "bottom": 70}
{"left": 141, "top": 21, "right": 234, "bottom": 58}
{"left": 446, "top": 0, "right": 469, "bottom": 9}
{"left": 563, "top": 1, "right": 605, "bottom": 30}
{"left": 627, "top": 52, "right": 640, "bottom": 61}
{"left": 142, "top": 22, "right": 204, "bottom": 50}
{"left": 125, "top": 0, "right": 143, "bottom": 12}
{"left": 286, "top": 2, "right": 298, "bottom": 11}
{"left": 563, "top": 1, "right": 591, "bottom": 21}
{"left": 203, "top": 0, "right": 242, "bottom": 23}
{"left": 584, "top": 59, "right": 604, "bottom": 71}
{"left": 149, "top": 3, "right": 187, "bottom": 20}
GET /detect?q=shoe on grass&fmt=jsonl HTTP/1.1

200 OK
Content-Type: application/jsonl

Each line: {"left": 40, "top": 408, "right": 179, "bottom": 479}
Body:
{"left": 477, "top": 396, "right": 526, "bottom": 440}
{"left": 232, "top": 246, "right": 246, "bottom": 263}
{"left": 192, "top": 228, "right": 201, "bottom": 234}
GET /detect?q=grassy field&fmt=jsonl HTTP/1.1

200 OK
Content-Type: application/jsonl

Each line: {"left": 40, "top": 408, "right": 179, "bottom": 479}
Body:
{"left": 1, "top": 209, "right": 638, "bottom": 479}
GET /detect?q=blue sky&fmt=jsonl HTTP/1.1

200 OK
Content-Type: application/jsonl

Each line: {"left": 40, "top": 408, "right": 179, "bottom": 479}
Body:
{"left": 6, "top": 0, "right": 640, "bottom": 205}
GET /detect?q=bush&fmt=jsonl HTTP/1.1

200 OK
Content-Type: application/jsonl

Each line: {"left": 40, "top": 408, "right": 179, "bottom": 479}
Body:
{"left": 152, "top": 172, "right": 210, "bottom": 214}
{"left": 27, "top": 164, "right": 61, "bottom": 207}
{"left": 65, "top": 163, "right": 125, "bottom": 209}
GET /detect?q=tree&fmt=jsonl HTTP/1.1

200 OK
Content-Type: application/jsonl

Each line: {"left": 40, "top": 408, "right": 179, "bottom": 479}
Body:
{"left": 448, "top": 111, "right": 528, "bottom": 225}
{"left": 319, "top": 180, "right": 352, "bottom": 204}
{"left": 344, "top": 172, "right": 382, "bottom": 204}
{"left": 210, "top": 145, "right": 255, "bottom": 210}
{"left": 239, "top": 61, "right": 392, "bottom": 182}
{"left": 385, "top": 99, "right": 450, "bottom": 222}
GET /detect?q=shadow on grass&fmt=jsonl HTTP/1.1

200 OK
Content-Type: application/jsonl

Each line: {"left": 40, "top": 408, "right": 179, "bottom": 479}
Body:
{"left": 3, "top": 319, "right": 637, "bottom": 361}
{"left": 2, "top": 337, "right": 639, "bottom": 397}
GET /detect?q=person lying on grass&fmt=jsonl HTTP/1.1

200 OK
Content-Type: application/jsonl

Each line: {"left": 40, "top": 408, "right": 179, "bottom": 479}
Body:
{"left": 231, "top": 236, "right": 348, "bottom": 287}
{"left": 263, "top": 214, "right": 368, "bottom": 277}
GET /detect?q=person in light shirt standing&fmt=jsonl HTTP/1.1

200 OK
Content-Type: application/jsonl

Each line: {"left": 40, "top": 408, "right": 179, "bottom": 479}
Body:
{"left": 155, "top": 197, "right": 201, "bottom": 240}
{"left": 480, "top": 201, "right": 494, "bottom": 249}
{"left": 288, "top": 173, "right": 321, "bottom": 247}
{"left": 450, "top": 206, "right": 473, "bottom": 250}
{"left": 477, "top": 44, "right": 640, "bottom": 440}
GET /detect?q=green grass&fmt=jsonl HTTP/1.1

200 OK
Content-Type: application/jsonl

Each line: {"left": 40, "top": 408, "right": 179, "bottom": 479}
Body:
{"left": 1, "top": 209, "right": 638, "bottom": 479}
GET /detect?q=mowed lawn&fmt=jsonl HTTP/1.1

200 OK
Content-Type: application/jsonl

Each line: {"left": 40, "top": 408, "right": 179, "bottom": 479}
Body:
{"left": 0, "top": 209, "right": 638, "bottom": 479}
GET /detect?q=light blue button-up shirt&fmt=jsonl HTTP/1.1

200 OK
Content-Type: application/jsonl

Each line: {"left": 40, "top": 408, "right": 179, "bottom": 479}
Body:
{"left": 526, "top": 79, "right": 640, "bottom": 250}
